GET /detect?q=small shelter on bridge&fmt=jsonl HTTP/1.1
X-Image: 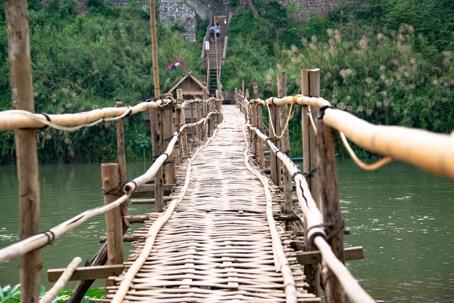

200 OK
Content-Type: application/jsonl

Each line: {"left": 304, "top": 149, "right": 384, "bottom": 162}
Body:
{"left": 167, "top": 72, "right": 208, "bottom": 100}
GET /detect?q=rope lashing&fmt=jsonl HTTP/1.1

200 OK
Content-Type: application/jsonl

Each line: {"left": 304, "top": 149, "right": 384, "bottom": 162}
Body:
{"left": 265, "top": 95, "right": 295, "bottom": 139}
{"left": 318, "top": 105, "right": 335, "bottom": 120}
{"left": 339, "top": 131, "right": 393, "bottom": 171}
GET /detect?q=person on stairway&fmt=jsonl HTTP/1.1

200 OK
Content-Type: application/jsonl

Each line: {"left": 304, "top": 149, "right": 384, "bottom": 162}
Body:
{"left": 215, "top": 23, "right": 221, "bottom": 37}
{"left": 209, "top": 24, "right": 216, "bottom": 40}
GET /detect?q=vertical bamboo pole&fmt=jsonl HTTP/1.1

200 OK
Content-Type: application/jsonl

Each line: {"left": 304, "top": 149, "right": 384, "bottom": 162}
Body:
{"left": 149, "top": 0, "right": 163, "bottom": 212}
{"left": 197, "top": 101, "right": 203, "bottom": 142}
{"left": 269, "top": 75, "right": 282, "bottom": 186}
{"left": 149, "top": 108, "right": 163, "bottom": 212}
{"left": 162, "top": 105, "right": 175, "bottom": 185}
{"left": 149, "top": 0, "right": 160, "bottom": 99}
{"left": 252, "top": 83, "right": 264, "bottom": 170}
{"left": 5, "top": 2, "right": 41, "bottom": 302}
{"left": 101, "top": 164, "right": 124, "bottom": 271}
{"left": 316, "top": 72, "right": 345, "bottom": 302}
{"left": 278, "top": 73, "right": 292, "bottom": 215}
{"left": 302, "top": 69, "right": 320, "bottom": 204}
{"left": 301, "top": 69, "right": 321, "bottom": 295}
{"left": 176, "top": 89, "right": 186, "bottom": 159}
{"left": 115, "top": 102, "right": 129, "bottom": 230}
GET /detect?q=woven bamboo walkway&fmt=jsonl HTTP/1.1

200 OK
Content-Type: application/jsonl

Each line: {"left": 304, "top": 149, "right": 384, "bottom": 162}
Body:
{"left": 106, "top": 105, "right": 318, "bottom": 302}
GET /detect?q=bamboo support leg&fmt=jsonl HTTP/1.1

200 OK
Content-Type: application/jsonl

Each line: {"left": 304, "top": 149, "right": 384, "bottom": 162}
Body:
{"left": 149, "top": 108, "right": 164, "bottom": 212}
{"left": 5, "top": 1, "right": 42, "bottom": 302}
{"left": 301, "top": 69, "right": 321, "bottom": 295}
{"left": 115, "top": 102, "right": 129, "bottom": 230}
{"left": 101, "top": 164, "right": 124, "bottom": 270}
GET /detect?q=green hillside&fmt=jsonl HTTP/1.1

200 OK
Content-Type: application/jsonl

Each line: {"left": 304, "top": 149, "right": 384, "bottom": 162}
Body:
{"left": 0, "top": 1, "right": 202, "bottom": 163}
{"left": 223, "top": 0, "right": 453, "bottom": 155}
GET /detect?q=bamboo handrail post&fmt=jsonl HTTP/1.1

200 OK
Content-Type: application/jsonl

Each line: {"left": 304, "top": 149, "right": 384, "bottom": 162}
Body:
{"left": 301, "top": 68, "right": 321, "bottom": 295}
{"left": 216, "top": 89, "right": 222, "bottom": 124}
{"left": 256, "top": 106, "right": 265, "bottom": 170}
{"left": 5, "top": 1, "right": 42, "bottom": 302}
{"left": 176, "top": 89, "right": 186, "bottom": 159}
{"left": 317, "top": 110, "right": 346, "bottom": 303}
{"left": 269, "top": 76, "right": 282, "bottom": 187}
{"left": 278, "top": 72, "right": 292, "bottom": 215}
{"left": 115, "top": 102, "right": 129, "bottom": 230}
{"left": 302, "top": 69, "right": 320, "bottom": 204}
{"left": 101, "top": 164, "right": 124, "bottom": 287}
{"left": 149, "top": 107, "right": 164, "bottom": 212}
{"left": 197, "top": 102, "right": 203, "bottom": 142}
{"left": 162, "top": 105, "right": 175, "bottom": 185}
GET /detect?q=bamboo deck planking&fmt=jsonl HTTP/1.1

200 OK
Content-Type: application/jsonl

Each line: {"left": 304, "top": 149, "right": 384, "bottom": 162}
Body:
{"left": 106, "top": 105, "right": 318, "bottom": 302}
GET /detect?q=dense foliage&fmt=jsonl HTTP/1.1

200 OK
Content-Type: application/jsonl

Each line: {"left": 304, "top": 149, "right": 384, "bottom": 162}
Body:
{"left": 0, "top": 1, "right": 202, "bottom": 163}
{"left": 223, "top": 0, "right": 453, "bottom": 156}
{"left": 0, "top": 284, "right": 103, "bottom": 303}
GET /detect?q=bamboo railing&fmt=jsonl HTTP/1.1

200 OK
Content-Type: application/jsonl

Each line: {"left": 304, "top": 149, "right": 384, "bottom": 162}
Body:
{"left": 0, "top": 92, "right": 223, "bottom": 301}
{"left": 237, "top": 68, "right": 453, "bottom": 303}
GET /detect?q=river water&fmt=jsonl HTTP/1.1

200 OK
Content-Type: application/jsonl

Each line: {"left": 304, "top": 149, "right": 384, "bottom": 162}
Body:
{"left": 0, "top": 160, "right": 453, "bottom": 302}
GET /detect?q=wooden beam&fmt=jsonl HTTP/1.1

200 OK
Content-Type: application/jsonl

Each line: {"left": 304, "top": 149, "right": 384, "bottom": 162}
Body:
{"left": 131, "top": 196, "right": 172, "bottom": 204}
{"left": 48, "top": 265, "right": 124, "bottom": 283}
{"left": 115, "top": 102, "right": 129, "bottom": 230}
{"left": 301, "top": 69, "right": 321, "bottom": 296}
{"left": 101, "top": 164, "right": 124, "bottom": 268}
{"left": 5, "top": 1, "right": 41, "bottom": 302}
{"left": 295, "top": 246, "right": 363, "bottom": 265}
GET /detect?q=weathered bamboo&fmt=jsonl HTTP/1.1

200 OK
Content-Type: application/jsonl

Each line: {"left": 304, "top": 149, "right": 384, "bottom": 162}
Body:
{"left": 149, "top": 0, "right": 160, "bottom": 99}
{"left": 242, "top": 128, "right": 297, "bottom": 303}
{"left": 101, "top": 164, "right": 124, "bottom": 271}
{"left": 149, "top": 107, "right": 164, "bottom": 211}
{"left": 40, "top": 257, "right": 82, "bottom": 303}
{"left": 278, "top": 72, "right": 292, "bottom": 215}
{"left": 317, "top": 110, "right": 346, "bottom": 302}
{"left": 301, "top": 69, "right": 321, "bottom": 295}
{"left": 246, "top": 121, "right": 374, "bottom": 303}
{"left": 324, "top": 108, "right": 454, "bottom": 179}
{"left": 269, "top": 96, "right": 280, "bottom": 186}
{"left": 162, "top": 105, "right": 175, "bottom": 185}
{"left": 115, "top": 102, "right": 129, "bottom": 230}
{"left": 313, "top": 237, "right": 375, "bottom": 303}
{"left": 0, "top": 99, "right": 172, "bottom": 131}
{"left": 302, "top": 69, "right": 320, "bottom": 205}
{"left": 175, "top": 89, "right": 185, "bottom": 161}
{"left": 111, "top": 127, "right": 219, "bottom": 303}
{"left": 0, "top": 110, "right": 219, "bottom": 263}
{"left": 5, "top": 1, "right": 41, "bottom": 302}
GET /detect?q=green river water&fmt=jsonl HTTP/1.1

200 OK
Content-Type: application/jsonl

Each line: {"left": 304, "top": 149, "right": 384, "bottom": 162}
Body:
{"left": 0, "top": 160, "right": 453, "bottom": 302}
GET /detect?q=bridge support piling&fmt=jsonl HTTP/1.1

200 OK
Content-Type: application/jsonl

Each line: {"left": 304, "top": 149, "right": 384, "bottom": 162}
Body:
{"left": 101, "top": 163, "right": 124, "bottom": 286}
{"left": 278, "top": 72, "right": 293, "bottom": 216}
{"left": 162, "top": 105, "right": 175, "bottom": 185}
{"left": 149, "top": 107, "right": 164, "bottom": 212}
{"left": 301, "top": 69, "right": 321, "bottom": 296}
{"left": 316, "top": 105, "right": 347, "bottom": 303}
{"left": 269, "top": 83, "right": 281, "bottom": 186}
{"left": 5, "top": 1, "right": 42, "bottom": 302}
{"left": 115, "top": 102, "right": 129, "bottom": 230}
{"left": 176, "top": 89, "right": 187, "bottom": 159}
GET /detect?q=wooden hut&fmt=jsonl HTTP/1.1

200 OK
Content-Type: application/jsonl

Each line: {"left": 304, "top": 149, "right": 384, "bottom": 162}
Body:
{"left": 167, "top": 72, "right": 208, "bottom": 100}
{"left": 167, "top": 72, "right": 209, "bottom": 141}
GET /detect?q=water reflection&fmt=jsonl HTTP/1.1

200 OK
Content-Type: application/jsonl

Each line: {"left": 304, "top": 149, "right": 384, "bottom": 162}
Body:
{"left": 0, "top": 160, "right": 453, "bottom": 302}
{"left": 338, "top": 160, "right": 454, "bottom": 302}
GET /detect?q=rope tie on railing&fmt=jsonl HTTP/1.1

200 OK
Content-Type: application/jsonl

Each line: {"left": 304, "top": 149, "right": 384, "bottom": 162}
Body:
{"left": 265, "top": 95, "right": 295, "bottom": 139}
{"left": 318, "top": 105, "right": 335, "bottom": 120}
{"left": 38, "top": 230, "right": 56, "bottom": 245}
{"left": 339, "top": 131, "right": 393, "bottom": 171}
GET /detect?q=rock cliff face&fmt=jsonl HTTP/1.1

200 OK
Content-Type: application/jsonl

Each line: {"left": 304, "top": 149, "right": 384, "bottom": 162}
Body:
{"left": 278, "top": 0, "right": 357, "bottom": 22}
{"left": 107, "top": 0, "right": 354, "bottom": 41}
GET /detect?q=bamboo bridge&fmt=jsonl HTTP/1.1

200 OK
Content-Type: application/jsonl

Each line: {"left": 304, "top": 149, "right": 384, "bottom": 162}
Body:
{"left": 1, "top": 2, "right": 454, "bottom": 303}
